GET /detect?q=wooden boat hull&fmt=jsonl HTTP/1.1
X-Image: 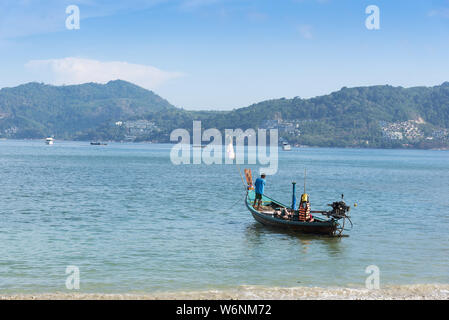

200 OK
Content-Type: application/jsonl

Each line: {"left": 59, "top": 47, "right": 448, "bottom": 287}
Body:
{"left": 245, "top": 192, "right": 339, "bottom": 236}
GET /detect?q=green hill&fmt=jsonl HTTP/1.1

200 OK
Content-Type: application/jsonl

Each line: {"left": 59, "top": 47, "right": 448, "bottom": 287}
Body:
{"left": 0, "top": 80, "right": 175, "bottom": 139}
{"left": 208, "top": 83, "right": 449, "bottom": 148}
{"left": 1, "top": 80, "right": 448, "bottom": 148}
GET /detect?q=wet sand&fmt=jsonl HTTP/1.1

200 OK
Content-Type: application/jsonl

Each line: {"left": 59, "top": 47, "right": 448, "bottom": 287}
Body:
{"left": 2, "top": 284, "right": 448, "bottom": 300}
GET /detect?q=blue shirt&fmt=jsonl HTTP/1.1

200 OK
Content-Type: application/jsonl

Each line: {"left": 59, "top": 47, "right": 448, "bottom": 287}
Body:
{"left": 255, "top": 178, "right": 266, "bottom": 195}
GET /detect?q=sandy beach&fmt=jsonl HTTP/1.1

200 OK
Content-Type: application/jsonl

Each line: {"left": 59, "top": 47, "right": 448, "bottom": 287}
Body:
{"left": 2, "top": 284, "right": 448, "bottom": 300}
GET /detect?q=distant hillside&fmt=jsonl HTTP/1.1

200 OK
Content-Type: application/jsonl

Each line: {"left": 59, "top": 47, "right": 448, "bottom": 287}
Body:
{"left": 200, "top": 83, "right": 449, "bottom": 148}
{"left": 0, "top": 80, "right": 175, "bottom": 139}
{"left": 1, "top": 80, "right": 448, "bottom": 148}
{"left": 231, "top": 82, "right": 449, "bottom": 129}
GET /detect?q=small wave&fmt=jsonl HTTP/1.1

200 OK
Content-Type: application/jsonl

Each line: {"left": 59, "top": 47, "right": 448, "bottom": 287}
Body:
{"left": 2, "top": 284, "right": 449, "bottom": 300}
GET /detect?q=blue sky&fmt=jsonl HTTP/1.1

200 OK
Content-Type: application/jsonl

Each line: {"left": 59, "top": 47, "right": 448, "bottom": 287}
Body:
{"left": 0, "top": 0, "right": 448, "bottom": 110}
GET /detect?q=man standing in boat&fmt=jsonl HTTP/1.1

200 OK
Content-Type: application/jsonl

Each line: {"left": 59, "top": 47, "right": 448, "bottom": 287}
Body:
{"left": 253, "top": 174, "right": 266, "bottom": 210}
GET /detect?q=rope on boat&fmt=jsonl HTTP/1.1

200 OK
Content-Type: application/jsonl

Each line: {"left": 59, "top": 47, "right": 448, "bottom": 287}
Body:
{"left": 236, "top": 162, "right": 247, "bottom": 191}
{"left": 224, "top": 196, "right": 244, "bottom": 213}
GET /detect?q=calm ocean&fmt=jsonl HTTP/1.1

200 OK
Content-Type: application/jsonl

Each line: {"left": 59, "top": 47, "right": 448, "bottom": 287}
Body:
{"left": 0, "top": 140, "right": 448, "bottom": 294}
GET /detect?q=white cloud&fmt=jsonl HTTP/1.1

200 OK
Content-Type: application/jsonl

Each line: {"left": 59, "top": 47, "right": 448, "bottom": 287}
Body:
{"left": 0, "top": 0, "right": 166, "bottom": 38}
{"left": 247, "top": 12, "right": 268, "bottom": 22}
{"left": 298, "top": 25, "right": 313, "bottom": 39}
{"left": 428, "top": 8, "right": 449, "bottom": 19}
{"left": 25, "top": 57, "right": 183, "bottom": 89}
{"left": 180, "top": 0, "right": 221, "bottom": 9}
{"left": 293, "top": 0, "right": 331, "bottom": 3}
{"left": 0, "top": 0, "right": 230, "bottom": 38}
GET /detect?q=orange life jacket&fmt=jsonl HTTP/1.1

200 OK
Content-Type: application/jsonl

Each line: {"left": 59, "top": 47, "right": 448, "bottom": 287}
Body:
{"left": 299, "top": 203, "right": 312, "bottom": 222}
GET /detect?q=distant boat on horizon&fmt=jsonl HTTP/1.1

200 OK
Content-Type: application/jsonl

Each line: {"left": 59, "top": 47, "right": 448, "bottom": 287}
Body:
{"left": 282, "top": 142, "right": 291, "bottom": 151}
{"left": 45, "top": 137, "right": 54, "bottom": 145}
{"left": 90, "top": 142, "right": 107, "bottom": 146}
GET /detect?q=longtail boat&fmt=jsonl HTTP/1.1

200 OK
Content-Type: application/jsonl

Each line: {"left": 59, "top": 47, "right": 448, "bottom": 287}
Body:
{"left": 243, "top": 169, "right": 352, "bottom": 236}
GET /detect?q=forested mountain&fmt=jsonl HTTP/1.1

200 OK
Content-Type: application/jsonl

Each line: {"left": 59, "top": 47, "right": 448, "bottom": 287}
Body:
{"left": 204, "top": 83, "right": 449, "bottom": 148}
{"left": 0, "top": 80, "right": 175, "bottom": 139}
{"left": 215, "top": 82, "right": 449, "bottom": 129}
{"left": 1, "top": 80, "right": 448, "bottom": 148}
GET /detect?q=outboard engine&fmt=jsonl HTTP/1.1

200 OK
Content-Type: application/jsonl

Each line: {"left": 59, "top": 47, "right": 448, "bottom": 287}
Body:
{"left": 327, "top": 200, "right": 351, "bottom": 219}
{"left": 321, "top": 194, "right": 353, "bottom": 236}
{"left": 322, "top": 194, "right": 351, "bottom": 220}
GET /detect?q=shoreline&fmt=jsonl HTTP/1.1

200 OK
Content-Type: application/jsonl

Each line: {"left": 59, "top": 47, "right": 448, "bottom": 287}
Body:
{"left": 2, "top": 284, "right": 449, "bottom": 300}
{"left": 1, "top": 138, "right": 449, "bottom": 151}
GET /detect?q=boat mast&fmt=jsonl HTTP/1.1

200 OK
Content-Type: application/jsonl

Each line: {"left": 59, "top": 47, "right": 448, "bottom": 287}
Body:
{"left": 304, "top": 168, "right": 306, "bottom": 194}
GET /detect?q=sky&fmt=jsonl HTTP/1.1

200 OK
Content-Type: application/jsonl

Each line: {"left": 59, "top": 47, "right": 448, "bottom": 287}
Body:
{"left": 0, "top": 0, "right": 448, "bottom": 110}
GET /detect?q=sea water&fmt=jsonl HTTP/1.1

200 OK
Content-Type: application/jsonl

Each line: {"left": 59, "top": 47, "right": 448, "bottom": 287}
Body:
{"left": 0, "top": 140, "right": 448, "bottom": 294}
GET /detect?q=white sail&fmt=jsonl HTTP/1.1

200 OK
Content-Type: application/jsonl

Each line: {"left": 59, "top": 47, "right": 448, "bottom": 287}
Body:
{"left": 226, "top": 139, "right": 235, "bottom": 160}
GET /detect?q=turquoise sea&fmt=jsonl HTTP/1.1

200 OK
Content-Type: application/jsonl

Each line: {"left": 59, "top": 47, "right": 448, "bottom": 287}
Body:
{"left": 0, "top": 140, "right": 448, "bottom": 294}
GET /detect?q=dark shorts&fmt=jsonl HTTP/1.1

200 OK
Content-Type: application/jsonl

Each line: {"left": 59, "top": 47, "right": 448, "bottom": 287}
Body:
{"left": 255, "top": 193, "right": 262, "bottom": 200}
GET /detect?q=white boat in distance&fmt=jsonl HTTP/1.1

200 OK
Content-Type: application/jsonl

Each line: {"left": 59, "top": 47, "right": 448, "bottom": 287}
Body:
{"left": 45, "top": 137, "right": 54, "bottom": 145}
{"left": 282, "top": 142, "right": 292, "bottom": 151}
